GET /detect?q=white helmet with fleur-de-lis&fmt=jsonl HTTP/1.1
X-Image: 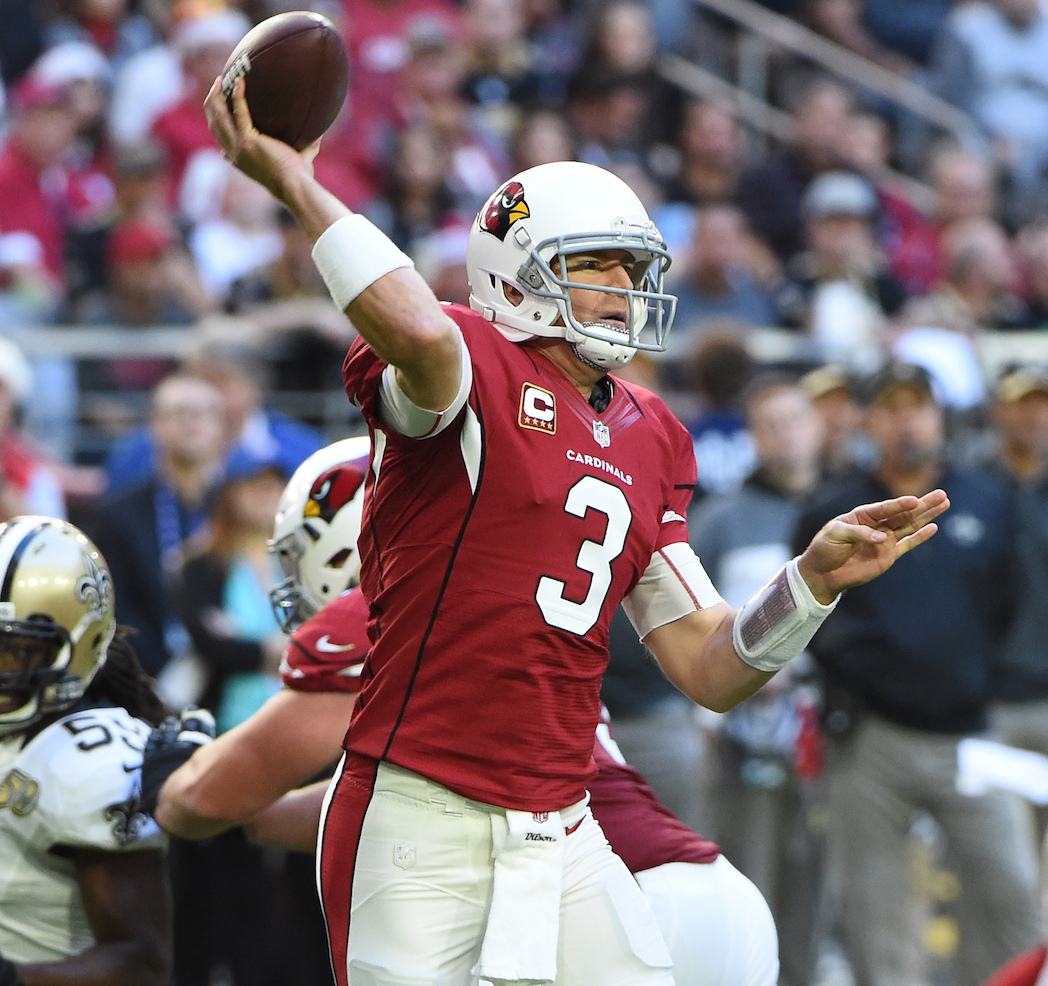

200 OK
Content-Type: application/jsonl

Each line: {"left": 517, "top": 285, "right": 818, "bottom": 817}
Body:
{"left": 0, "top": 516, "right": 116, "bottom": 736}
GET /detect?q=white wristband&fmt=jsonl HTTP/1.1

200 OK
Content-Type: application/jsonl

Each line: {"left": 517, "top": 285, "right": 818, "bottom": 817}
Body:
{"left": 311, "top": 214, "right": 414, "bottom": 311}
{"left": 732, "top": 558, "right": 839, "bottom": 673}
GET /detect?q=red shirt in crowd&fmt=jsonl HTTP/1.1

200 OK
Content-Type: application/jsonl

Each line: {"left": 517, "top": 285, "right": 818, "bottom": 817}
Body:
{"left": 342, "top": 304, "right": 699, "bottom": 811}
{"left": 151, "top": 94, "right": 218, "bottom": 201}
{"left": 0, "top": 138, "right": 68, "bottom": 283}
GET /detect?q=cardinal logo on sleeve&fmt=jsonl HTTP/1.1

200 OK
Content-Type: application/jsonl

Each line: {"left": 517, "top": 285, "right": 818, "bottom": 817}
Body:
{"left": 479, "top": 181, "right": 530, "bottom": 241}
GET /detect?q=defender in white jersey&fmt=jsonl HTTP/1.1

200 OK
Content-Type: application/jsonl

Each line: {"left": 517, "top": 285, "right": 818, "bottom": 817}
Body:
{"left": 0, "top": 517, "right": 171, "bottom": 986}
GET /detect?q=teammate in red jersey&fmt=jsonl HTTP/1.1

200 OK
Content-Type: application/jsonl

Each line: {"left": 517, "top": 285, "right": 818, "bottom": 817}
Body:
{"left": 204, "top": 73, "right": 948, "bottom": 986}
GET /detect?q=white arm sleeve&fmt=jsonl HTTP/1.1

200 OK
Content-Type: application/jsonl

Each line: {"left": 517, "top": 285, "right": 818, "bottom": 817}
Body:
{"left": 377, "top": 330, "right": 473, "bottom": 438}
{"left": 622, "top": 542, "right": 725, "bottom": 640}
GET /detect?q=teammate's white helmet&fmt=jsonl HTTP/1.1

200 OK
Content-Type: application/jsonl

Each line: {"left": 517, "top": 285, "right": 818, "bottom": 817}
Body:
{"left": 466, "top": 161, "right": 676, "bottom": 370}
{"left": 268, "top": 437, "right": 370, "bottom": 632}
{"left": 0, "top": 516, "right": 116, "bottom": 736}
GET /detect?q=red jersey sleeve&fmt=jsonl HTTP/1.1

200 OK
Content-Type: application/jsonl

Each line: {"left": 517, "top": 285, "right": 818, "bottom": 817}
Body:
{"left": 342, "top": 335, "right": 389, "bottom": 432}
{"left": 654, "top": 412, "right": 697, "bottom": 552}
{"left": 281, "top": 589, "right": 371, "bottom": 694}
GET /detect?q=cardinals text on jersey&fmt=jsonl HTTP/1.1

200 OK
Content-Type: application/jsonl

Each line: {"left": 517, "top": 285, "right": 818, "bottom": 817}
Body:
{"left": 0, "top": 705, "right": 166, "bottom": 962}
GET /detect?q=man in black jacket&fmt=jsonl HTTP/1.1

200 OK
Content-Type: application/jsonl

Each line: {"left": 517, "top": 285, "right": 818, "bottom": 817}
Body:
{"left": 794, "top": 362, "right": 1040, "bottom": 986}
{"left": 86, "top": 373, "right": 227, "bottom": 679}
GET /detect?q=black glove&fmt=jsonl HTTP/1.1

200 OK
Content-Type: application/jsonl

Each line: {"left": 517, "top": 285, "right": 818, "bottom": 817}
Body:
{"left": 139, "top": 707, "right": 216, "bottom": 816}
{"left": 0, "top": 948, "right": 23, "bottom": 986}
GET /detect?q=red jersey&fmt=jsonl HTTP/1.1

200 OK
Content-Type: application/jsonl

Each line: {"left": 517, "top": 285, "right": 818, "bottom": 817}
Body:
{"left": 281, "top": 589, "right": 371, "bottom": 694}
{"left": 589, "top": 729, "right": 719, "bottom": 874}
{"left": 342, "top": 304, "right": 699, "bottom": 810}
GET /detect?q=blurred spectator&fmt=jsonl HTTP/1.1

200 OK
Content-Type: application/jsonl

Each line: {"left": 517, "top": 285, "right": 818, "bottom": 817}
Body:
{"left": 738, "top": 79, "right": 853, "bottom": 263}
{"left": 107, "top": 0, "right": 183, "bottom": 146}
{"left": 523, "top": 0, "right": 580, "bottom": 104}
{"left": 887, "top": 147, "right": 998, "bottom": 295}
{"left": 691, "top": 374, "right": 826, "bottom": 986}
{"left": 184, "top": 156, "right": 285, "bottom": 309}
{"left": 666, "top": 204, "right": 778, "bottom": 362}
{"left": 95, "top": 217, "right": 210, "bottom": 329}
{"left": 794, "top": 361, "right": 1041, "bottom": 986}
{"left": 394, "top": 17, "right": 505, "bottom": 214}
{"left": 86, "top": 372, "right": 227, "bottom": 679}
{"left": 986, "top": 367, "right": 1048, "bottom": 778}
{"left": 0, "top": 336, "right": 65, "bottom": 521}
{"left": 0, "top": 77, "right": 79, "bottom": 316}
{"left": 903, "top": 218, "right": 1026, "bottom": 333}
{"left": 460, "top": 0, "right": 544, "bottom": 141}
{"left": 105, "top": 340, "right": 325, "bottom": 495}
{"left": 150, "top": 6, "right": 250, "bottom": 207}
{"left": 178, "top": 456, "right": 286, "bottom": 732}
{"left": 799, "top": 363, "right": 872, "bottom": 477}
{"left": 365, "top": 123, "right": 461, "bottom": 253}
{"left": 266, "top": 207, "right": 331, "bottom": 300}
{"left": 109, "top": 136, "right": 172, "bottom": 232}
{"left": 0, "top": 0, "right": 46, "bottom": 85}
{"left": 806, "top": 0, "right": 919, "bottom": 72}
{"left": 569, "top": 68, "right": 652, "bottom": 172}
{"left": 343, "top": 0, "right": 462, "bottom": 148}
{"left": 30, "top": 41, "right": 119, "bottom": 310}
{"left": 413, "top": 224, "right": 472, "bottom": 306}
{"left": 1015, "top": 222, "right": 1048, "bottom": 329}
{"left": 661, "top": 100, "right": 745, "bottom": 207}
{"left": 573, "top": 0, "right": 678, "bottom": 149}
{"left": 172, "top": 456, "right": 289, "bottom": 986}
{"left": 683, "top": 331, "right": 758, "bottom": 498}
{"left": 510, "top": 107, "right": 576, "bottom": 170}
{"left": 924, "top": 0, "right": 1048, "bottom": 223}
{"left": 777, "top": 171, "right": 906, "bottom": 369}
{"left": 43, "top": 0, "right": 158, "bottom": 66}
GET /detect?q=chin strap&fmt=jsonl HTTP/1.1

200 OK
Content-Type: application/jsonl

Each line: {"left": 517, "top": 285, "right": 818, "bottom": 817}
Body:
{"left": 570, "top": 342, "right": 607, "bottom": 373}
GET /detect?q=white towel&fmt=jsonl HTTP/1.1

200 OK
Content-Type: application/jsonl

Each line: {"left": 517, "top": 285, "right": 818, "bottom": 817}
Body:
{"left": 475, "top": 808, "right": 565, "bottom": 986}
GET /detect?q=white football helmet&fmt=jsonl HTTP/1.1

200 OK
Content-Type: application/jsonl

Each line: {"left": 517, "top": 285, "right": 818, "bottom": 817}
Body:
{"left": 268, "top": 437, "right": 370, "bottom": 632}
{"left": 466, "top": 161, "right": 676, "bottom": 370}
{"left": 0, "top": 516, "right": 116, "bottom": 736}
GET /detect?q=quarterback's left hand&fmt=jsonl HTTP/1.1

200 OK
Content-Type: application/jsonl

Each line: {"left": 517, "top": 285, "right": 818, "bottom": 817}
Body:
{"left": 798, "top": 489, "right": 949, "bottom": 604}
{"left": 0, "top": 948, "right": 23, "bottom": 986}
{"left": 139, "top": 707, "right": 216, "bottom": 816}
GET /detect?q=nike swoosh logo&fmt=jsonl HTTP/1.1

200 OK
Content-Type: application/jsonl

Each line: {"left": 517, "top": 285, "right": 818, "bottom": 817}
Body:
{"left": 316, "top": 636, "right": 356, "bottom": 653}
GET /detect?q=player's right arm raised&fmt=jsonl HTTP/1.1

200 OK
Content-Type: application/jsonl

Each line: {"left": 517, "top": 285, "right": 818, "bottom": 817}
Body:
{"left": 203, "top": 76, "right": 461, "bottom": 414}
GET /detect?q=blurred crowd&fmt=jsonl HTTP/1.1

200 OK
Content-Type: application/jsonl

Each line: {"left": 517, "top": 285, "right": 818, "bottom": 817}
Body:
{"left": 6, "top": 0, "right": 1048, "bottom": 984}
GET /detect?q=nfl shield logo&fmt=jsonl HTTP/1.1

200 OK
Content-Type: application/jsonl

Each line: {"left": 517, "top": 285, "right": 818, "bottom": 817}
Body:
{"left": 394, "top": 843, "right": 416, "bottom": 869}
{"left": 592, "top": 420, "right": 611, "bottom": 448}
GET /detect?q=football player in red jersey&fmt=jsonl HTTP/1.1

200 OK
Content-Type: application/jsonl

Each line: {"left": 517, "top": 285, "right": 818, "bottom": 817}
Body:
{"left": 149, "top": 438, "right": 778, "bottom": 985}
{"left": 202, "top": 74, "right": 948, "bottom": 986}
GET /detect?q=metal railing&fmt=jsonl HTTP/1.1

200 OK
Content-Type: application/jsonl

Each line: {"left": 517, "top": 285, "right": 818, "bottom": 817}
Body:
{"left": 687, "top": 0, "right": 976, "bottom": 142}
{"left": 657, "top": 54, "right": 938, "bottom": 212}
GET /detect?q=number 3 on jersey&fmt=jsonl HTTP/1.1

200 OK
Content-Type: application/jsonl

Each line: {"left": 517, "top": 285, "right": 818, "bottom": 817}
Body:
{"left": 536, "top": 475, "right": 633, "bottom": 635}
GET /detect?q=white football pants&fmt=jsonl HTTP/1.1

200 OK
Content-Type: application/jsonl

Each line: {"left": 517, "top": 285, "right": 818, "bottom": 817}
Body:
{"left": 637, "top": 858, "right": 780, "bottom": 986}
{"left": 332, "top": 760, "right": 674, "bottom": 986}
